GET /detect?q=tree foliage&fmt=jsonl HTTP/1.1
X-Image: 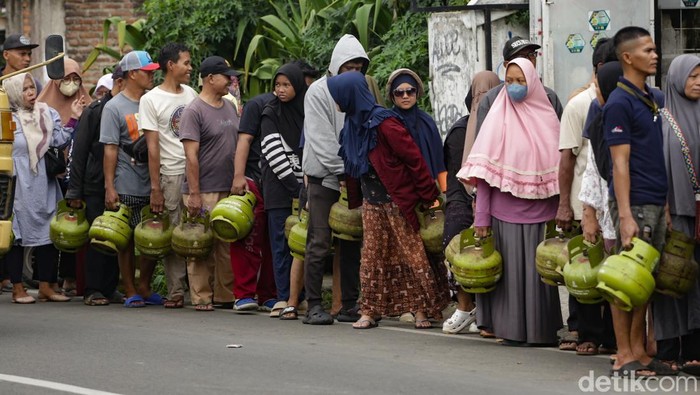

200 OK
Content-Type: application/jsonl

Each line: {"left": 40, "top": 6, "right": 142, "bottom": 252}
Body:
{"left": 135, "top": 0, "right": 436, "bottom": 112}
{"left": 369, "top": 10, "right": 431, "bottom": 112}
{"left": 82, "top": 17, "right": 147, "bottom": 74}
{"left": 140, "top": 0, "right": 273, "bottom": 84}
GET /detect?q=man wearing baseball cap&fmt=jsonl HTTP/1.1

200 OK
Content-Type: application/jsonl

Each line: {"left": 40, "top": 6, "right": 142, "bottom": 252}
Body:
{"left": 475, "top": 36, "right": 563, "bottom": 133}
{"left": 100, "top": 50, "right": 162, "bottom": 308}
{"left": 178, "top": 55, "right": 239, "bottom": 311}
{"left": 2, "top": 34, "right": 39, "bottom": 75}
{"left": 67, "top": 64, "right": 126, "bottom": 306}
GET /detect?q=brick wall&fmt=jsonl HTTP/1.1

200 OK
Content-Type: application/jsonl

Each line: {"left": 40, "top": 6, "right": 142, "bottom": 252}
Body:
{"left": 64, "top": 0, "right": 145, "bottom": 89}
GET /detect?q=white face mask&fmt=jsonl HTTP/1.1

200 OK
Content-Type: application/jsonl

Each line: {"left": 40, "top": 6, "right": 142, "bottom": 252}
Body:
{"left": 59, "top": 80, "right": 80, "bottom": 97}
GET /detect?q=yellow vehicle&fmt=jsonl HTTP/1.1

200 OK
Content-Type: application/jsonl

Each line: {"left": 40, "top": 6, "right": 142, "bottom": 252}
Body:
{"left": 0, "top": 35, "right": 66, "bottom": 254}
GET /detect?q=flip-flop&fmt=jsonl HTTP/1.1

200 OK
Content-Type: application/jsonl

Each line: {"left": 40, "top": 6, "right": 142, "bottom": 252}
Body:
{"left": 164, "top": 297, "right": 184, "bottom": 309}
{"left": 576, "top": 341, "right": 599, "bottom": 356}
{"left": 352, "top": 318, "right": 378, "bottom": 329}
{"left": 681, "top": 361, "right": 700, "bottom": 376}
{"left": 123, "top": 295, "right": 145, "bottom": 308}
{"left": 144, "top": 292, "right": 165, "bottom": 306}
{"left": 610, "top": 360, "right": 655, "bottom": 378}
{"left": 279, "top": 306, "right": 298, "bottom": 320}
{"left": 414, "top": 319, "right": 432, "bottom": 330}
{"left": 84, "top": 292, "right": 109, "bottom": 306}
{"left": 645, "top": 358, "right": 679, "bottom": 376}
{"left": 195, "top": 303, "right": 214, "bottom": 311}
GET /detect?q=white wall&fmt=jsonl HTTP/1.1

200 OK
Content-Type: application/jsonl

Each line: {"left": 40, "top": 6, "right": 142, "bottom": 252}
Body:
{"left": 428, "top": 10, "right": 527, "bottom": 137}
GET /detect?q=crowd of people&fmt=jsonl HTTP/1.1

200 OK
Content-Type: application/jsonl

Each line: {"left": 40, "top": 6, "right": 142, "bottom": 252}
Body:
{"left": 1, "top": 25, "right": 699, "bottom": 379}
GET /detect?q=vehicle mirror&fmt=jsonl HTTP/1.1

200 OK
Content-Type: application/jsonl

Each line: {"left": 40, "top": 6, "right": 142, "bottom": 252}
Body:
{"left": 45, "top": 35, "right": 65, "bottom": 80}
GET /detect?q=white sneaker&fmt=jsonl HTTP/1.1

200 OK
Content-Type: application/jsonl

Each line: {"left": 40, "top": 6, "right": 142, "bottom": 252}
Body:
{"left": 442, "top": 307, "right": 477, "bottom": 334}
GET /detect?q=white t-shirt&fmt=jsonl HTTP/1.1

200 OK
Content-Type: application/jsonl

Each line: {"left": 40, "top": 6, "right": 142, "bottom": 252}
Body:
{"left": 139, "top": 85, "right": 198, "bottom": 175}
{"left": 558, "top": 83, "right": 596, "bottom": 221}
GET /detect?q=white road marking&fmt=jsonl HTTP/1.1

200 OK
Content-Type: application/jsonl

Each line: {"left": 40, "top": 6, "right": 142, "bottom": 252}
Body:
{"left": 0, "top": 373, "right": 122, "bottom": 395}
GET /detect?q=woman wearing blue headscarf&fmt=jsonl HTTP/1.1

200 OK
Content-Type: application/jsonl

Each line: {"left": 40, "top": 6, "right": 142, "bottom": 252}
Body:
{"left": 327, "top": 71, "right": 448, "bottom": 329}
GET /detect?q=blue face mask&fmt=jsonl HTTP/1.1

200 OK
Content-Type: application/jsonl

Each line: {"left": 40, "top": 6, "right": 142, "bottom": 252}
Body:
{"left": 506, "top": 83, "right": 528, "bottom": 102}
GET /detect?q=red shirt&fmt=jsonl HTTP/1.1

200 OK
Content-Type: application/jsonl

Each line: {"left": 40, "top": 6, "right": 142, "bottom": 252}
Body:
{"left": 348, "top": 116, "right": 439, "bottom": 231}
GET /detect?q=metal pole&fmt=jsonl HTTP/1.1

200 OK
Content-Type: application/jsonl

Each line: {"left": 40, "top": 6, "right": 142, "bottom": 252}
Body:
{"left": 484, "top": 9, "right": 493, "bottom": 71}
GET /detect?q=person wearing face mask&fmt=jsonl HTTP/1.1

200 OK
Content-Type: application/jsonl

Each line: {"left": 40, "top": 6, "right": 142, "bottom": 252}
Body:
{"left": 37, "top": 57, "right": 90, "bottom": 296}
{"left": 2, "top": 73, "right": 82, "bottom": 303}
{"left": 475, "top": 36, "right": 564, "bottom": 136}
{"left": 457, "top": 58, "right": 562, "bottom": 346}
{"left": 38, "top": 58, "right": 91, "bottom": 124}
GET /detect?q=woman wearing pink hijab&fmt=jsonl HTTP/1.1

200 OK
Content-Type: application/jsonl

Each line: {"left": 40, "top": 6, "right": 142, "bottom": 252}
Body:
{"left": 457, "top": 58, "right": 562, "bottom": 346}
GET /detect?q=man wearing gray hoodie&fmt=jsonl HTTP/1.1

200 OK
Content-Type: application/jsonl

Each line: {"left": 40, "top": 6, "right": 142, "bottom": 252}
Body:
{"left": 301, "top": 35, "right": 369, "bottom": 325}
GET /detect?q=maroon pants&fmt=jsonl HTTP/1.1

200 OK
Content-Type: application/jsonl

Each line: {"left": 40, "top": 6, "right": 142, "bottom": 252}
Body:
{"left": 230, "top": 179, "right": 277, "bottom": 302}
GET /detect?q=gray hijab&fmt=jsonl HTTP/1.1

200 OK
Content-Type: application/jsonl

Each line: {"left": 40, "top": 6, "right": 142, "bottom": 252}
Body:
{"left": 663, "top": 54, "right": 700, "bottom": 217}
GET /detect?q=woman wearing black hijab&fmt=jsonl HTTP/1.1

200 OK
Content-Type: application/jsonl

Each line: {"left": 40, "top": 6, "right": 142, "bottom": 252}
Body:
{"left": 260, "top": 63, "right": 307, "bottom": 310}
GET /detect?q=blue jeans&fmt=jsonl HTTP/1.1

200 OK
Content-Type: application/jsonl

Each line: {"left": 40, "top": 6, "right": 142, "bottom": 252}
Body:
{"left": 267, "top": 208, "right": 292, "bottom": 301}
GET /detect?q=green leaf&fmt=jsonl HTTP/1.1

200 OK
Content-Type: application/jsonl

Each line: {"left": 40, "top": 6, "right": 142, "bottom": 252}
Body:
{"left": 261, "top": 15, "right": 297, "bottom": 42}
{"left": 117, "top": 20, "right": 127, "bottom": 51}
{"left": 82, "top": 48, "right": 101, "bottom": 73}
{"left": 353, "top": 4, "right": 373, "bottom": 51}
{"left": 244, "top": 34, "right": 266, "bottom": 76}
{"left": 124, "top": 25, "right": 146, "bottom": 50}
{"left": 234, "top": 21, "right": 248, "bottom": 60}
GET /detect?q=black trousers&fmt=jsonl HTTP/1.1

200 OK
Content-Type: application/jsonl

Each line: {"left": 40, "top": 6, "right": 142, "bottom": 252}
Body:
{"left": 657, "top": 331, "right": 700, "bottom": 362}
{"left": 303, "top": 182, "right": 361, "bottom": 310}
{"left": 58, "top": 251, "right": 76, "bottom": 280}
{"left": 576, "top": 299, "right": 616, "bottom": 347}
{"left": 7, "top": 243, "right": 58, "bottom": 283}
{"left": 83, "top": 194, "right": 119, "bottom": 297}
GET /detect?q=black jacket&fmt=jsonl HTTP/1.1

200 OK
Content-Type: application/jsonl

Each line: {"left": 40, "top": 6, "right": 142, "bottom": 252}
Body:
{"left": 65, "top": 92, "right": 112, "bottom": 200}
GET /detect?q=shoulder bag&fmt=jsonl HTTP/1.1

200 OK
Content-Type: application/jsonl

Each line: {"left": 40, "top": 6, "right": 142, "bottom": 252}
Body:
{"left": 661, "top": 108, "right": 700, "bottom": 241}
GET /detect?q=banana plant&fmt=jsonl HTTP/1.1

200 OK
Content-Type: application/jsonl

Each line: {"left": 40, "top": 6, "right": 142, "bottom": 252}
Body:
{"left": 241, "top": 0, "right": 394, "bottom": 96}
{"left": 82, "top": 17, "right": 147, "bottom": 73}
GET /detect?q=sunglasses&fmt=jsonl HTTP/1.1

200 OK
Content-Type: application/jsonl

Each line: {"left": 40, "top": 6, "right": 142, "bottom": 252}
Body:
{"left": 393, "top": 87, "right": 417, "bottom": 98}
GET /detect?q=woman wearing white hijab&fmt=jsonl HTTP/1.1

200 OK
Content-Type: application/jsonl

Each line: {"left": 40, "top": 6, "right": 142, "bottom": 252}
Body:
{"left": 2, "top": 72, "right": 82, "bottom": 303}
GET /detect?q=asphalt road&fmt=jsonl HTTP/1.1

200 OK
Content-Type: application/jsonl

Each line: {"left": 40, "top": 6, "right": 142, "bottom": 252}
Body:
{"left": 0, "top": 293, "right": 696, "bottom": 395}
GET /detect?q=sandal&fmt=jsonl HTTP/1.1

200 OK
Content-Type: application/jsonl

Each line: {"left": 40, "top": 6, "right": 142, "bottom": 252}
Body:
{"left": 279, "top": 306, "right": 298, "bottom": 320}
{"left": 84, "top": 292, "right": 109, "bottom": 306}
{"left": 442, "top": 307, "right": 476, "bottom": 334}
{"left": 269, "top": 301, "right": 287, "bottom": 318}
{"left": 164, "top": 297, "right": 184, "bottom": 309}
{"left": 123, "top": 295, "right": 145, "bottom": 308}
{"left": 414, "top": 319, "right": 432, "bottom": 329}
{"left": 558, "top": 335, "right": 578, "bottom": 351}
{"left": 353, "top": 318, "right": 378, "bottom": 329}
{"left": 610, "top": 360, "right": 655, "bottom": 378}
{"left": 480, "top": 329, "right": 496, "bottom": 338}
{"left": 681, "top": 360, "right": 700, "bottom": 376}
{"left": 302, "top": 305, "right": 334, "bottom": 325}
{"left": 195, "top": 303, "right": 214, "bottom": 312}
{"left": 576, "top": 341, "right": 599, "bottom": 356}
{"left": 645, "top": 358, "right": 679, "bottom": 376}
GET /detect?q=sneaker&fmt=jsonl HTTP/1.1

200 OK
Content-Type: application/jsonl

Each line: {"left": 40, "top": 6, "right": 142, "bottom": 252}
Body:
{"left": 442, "top": 307, "right": 477, "bottom": 334}
{"left": 234, "top": 298, "right": 258, "bottom": 311}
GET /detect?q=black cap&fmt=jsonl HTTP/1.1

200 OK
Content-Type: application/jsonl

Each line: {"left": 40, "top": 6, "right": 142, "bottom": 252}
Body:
{"left": 2, "top": 34, "right": 39, "bottom": 51}
{"left": 112, "top": 65, "right": 125, "bottom": 80}
{"left": 502, "top": 36, "right": 541, "bottom": 61}
{"left": 200, "top": 56, "right": 240, "bottom": 77}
